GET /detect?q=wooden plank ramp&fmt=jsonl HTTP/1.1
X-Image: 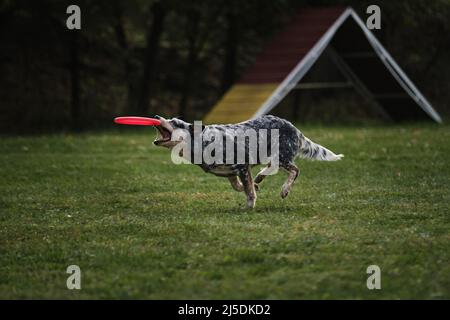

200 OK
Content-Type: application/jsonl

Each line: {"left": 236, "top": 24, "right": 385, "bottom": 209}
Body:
{"left": 203, "top": 84, "right": 278, "bottom": 124}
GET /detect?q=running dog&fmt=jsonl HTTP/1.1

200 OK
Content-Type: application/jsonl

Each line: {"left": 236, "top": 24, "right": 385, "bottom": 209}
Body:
{"left": 153, "top": 115, "right": 343, "bottom": 208}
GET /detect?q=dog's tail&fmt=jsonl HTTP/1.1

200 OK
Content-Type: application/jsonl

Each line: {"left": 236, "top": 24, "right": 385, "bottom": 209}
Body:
{"left": 297, "top": 132, "right": 344, "bottom": 161}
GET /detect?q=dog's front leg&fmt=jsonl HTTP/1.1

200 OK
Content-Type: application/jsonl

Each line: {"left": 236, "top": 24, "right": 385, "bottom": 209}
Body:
{"left": 238, "top": 167, "right": 257, "bottom": 209}
{"left": 228, "top": 176, "right": 244, "bottom": 192}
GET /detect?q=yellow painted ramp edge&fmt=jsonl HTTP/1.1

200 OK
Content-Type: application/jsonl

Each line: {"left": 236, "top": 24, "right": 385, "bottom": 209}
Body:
{"left": 204, "top": 83, "right": 278, "bottom": 124}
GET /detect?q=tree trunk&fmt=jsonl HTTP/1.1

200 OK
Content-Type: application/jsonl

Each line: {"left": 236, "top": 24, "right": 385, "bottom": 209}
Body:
{"left": 178, "top": 44, "right": 196, "bottom": 120}
{"left": 136, "top": 1, "right": 166, "bottom": 115}
{"left": 178, "top": 9, "right": 202, "bottom": 121}
{"left": 113, "top": 6, "right": 135, "bottom": 112}
{"left": 178, "top": 4, "right": 225, "bottom": 120}
{"left": 221, "top": 9, "right": 238, "bottom": 94}
{"left": 0, "top": 3, "right": 18, "bottom": 31}
{"left": 69, "top": 31, "right": 81, "bottom": 131}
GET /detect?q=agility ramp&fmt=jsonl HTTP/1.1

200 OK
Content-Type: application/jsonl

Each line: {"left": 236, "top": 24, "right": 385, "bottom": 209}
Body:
{"left": 204, "top": 6, "right": 441, "bottom": 124}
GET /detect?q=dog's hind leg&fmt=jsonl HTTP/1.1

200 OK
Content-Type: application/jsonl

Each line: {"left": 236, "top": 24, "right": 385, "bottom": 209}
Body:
{"left": 280, "top": 163, "right": 299, "bottom": 199}
{"left": 238, "top": 167, "right": 257, "bottom": 208}
{"left": 228, "top": 176, "right": 244, "bottom": 192}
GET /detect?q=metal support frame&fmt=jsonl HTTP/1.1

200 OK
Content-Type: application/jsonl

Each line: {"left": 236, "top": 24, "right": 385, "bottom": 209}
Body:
{"left": 294, "top": 82, "right": 353, "bottom": 90}
{"left": 250, "top": 7, "right": 442, "bottom": 123}
{"left": 326, "top": 46, "right": 393, "bottom": 121}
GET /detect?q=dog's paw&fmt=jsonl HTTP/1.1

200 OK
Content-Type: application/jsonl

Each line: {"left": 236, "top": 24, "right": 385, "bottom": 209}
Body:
{"left": 280, "top": 188, "right": 290, "bottom": 199}
{"left": 246, "top": 197, "right": 256, "bottom": 209}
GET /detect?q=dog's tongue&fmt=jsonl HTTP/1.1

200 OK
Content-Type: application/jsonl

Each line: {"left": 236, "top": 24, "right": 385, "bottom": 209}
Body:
{"left": 114, "top": 116, "right": 161, "bottom": 126}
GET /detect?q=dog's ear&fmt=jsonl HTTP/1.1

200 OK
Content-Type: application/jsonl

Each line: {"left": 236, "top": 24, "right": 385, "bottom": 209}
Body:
{"left": 188, "top": 124, "right": 205, "bottom": 135}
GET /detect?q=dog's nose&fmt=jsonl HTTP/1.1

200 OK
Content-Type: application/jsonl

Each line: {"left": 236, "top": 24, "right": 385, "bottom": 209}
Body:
{"left": 154, "top": 115, "right": 161, "bottom": 120}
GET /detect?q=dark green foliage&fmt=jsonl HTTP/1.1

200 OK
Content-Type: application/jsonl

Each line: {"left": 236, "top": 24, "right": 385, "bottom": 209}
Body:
{"left": 0, "top": 0, "right": 449, "bottom": 132}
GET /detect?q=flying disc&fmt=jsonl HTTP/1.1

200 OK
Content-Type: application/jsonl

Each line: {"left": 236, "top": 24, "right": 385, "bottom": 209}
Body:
{"left": 114, "top": 116, "right": 161, "bottom": 126}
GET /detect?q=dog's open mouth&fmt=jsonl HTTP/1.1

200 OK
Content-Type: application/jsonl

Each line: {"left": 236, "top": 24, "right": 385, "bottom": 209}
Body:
{"left": 154, "top": 125, "right": 172, "bottom": 145}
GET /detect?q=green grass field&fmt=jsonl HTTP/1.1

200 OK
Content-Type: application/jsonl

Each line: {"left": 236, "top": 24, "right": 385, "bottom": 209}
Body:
{"left": 1, "top": 124, "right": 449, "bottom": 299}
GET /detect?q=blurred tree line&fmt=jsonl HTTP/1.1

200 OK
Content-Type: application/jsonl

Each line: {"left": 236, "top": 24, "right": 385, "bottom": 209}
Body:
{"left": 0, "top": 0, "right": 449, "bottom": 133}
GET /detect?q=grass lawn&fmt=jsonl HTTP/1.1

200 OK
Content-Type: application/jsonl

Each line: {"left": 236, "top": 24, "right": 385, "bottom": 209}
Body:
{"left": 1, "top": 124, "right": 449, "bottom": 299}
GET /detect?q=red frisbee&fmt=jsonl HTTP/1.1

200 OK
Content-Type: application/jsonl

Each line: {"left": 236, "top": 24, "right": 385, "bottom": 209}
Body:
{"left": 114, "top": 116, "right": 161, "bottom": 126}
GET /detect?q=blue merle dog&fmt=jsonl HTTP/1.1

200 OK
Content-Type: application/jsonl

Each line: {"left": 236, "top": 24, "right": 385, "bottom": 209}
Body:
{"left": 153, "top": 115, "right": 343, "bottom": 208}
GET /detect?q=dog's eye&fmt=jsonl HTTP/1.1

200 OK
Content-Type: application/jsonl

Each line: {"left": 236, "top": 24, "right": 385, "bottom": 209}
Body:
{"left": 175, "top": 120, "right": 186, "bottom": 128}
